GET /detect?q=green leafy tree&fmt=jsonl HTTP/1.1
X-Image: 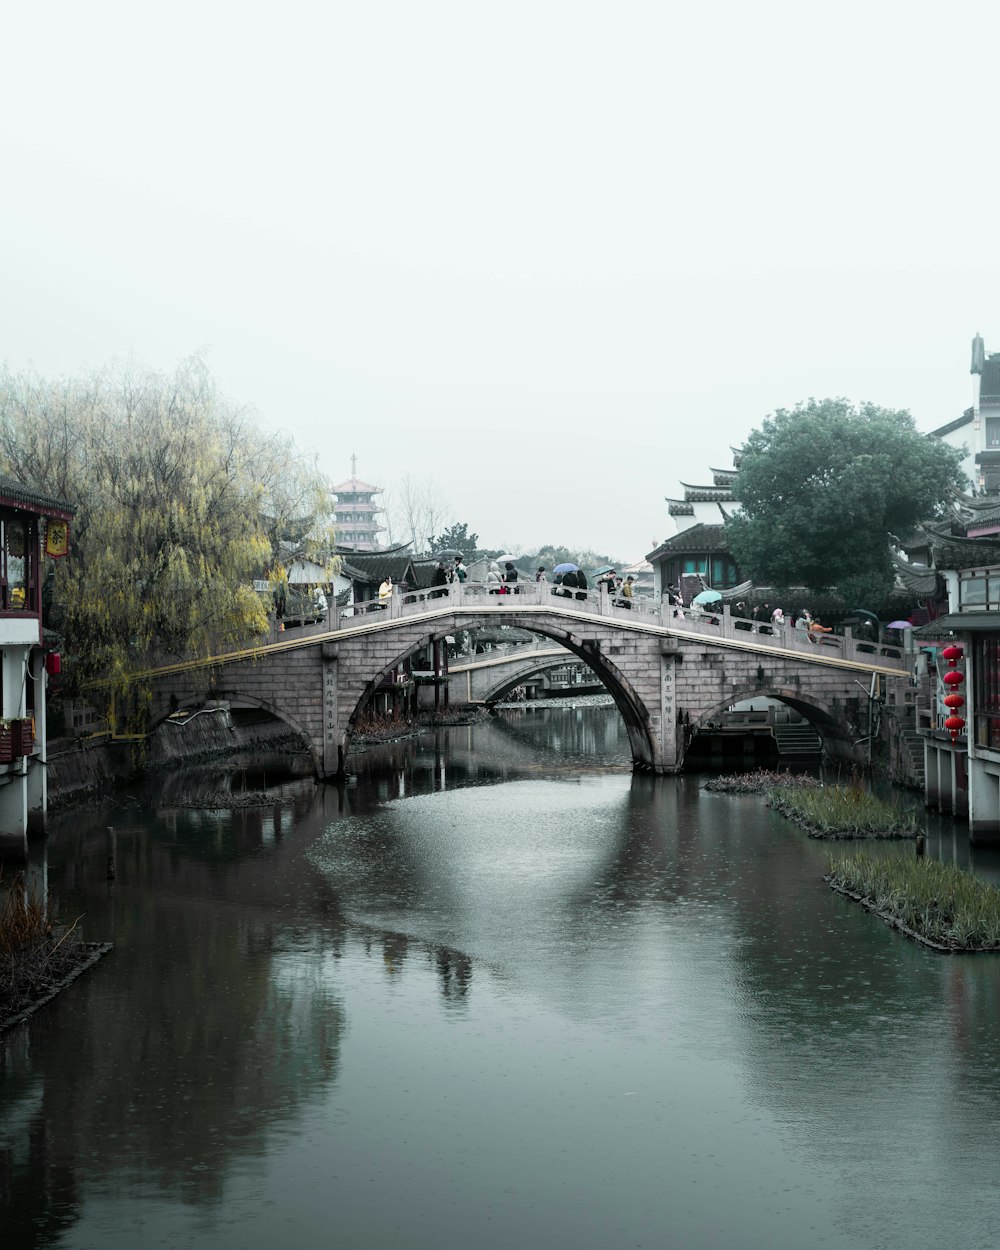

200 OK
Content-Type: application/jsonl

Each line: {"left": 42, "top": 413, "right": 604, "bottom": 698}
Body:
{"left": 0, "top": 356, "right": 335, "bottom": 691}
{"left": 431, "top": 521, "right": 479, "bottom": 555}
{"left": 726, "top": 398, "right": 965, "bottom": 605}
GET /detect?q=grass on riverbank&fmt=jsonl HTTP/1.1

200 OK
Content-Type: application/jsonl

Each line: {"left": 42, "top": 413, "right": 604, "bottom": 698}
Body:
{"left": 771, "top": 784, "right": 921, "bottom": 839}
{"left": 826, "top": 850, "right": 1000, "bottom": 950}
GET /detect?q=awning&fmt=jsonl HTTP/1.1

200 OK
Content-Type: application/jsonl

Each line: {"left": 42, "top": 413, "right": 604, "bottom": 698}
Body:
{"left": 912, "top": 613, "right": 1000, "bottom": 637}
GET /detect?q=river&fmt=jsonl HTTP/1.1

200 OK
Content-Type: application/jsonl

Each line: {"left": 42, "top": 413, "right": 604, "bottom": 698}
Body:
{"left": 4, "top": 705, "right": 1000, "bottom": 1249}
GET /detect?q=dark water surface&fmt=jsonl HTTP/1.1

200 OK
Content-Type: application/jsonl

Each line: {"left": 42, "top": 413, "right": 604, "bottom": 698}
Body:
{"left": 5, "top": 707, "right": 1000, "bottom": 1249}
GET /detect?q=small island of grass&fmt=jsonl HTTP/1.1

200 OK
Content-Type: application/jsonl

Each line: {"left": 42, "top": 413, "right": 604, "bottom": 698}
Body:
{"left": 826, "top": 850, "right": 1000, "bottom": 952}
{"left": 704, "top": 771, "right": 921, "bottom": 839}
{"left": 769, "top": 783, "right": 922, "bottom": 839}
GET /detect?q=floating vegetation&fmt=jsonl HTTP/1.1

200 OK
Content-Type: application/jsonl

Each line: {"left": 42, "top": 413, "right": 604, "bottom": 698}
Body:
{"left": 0, "top": 872, "right": 111, "bottom": 1032}
{"left": 168, "top": 789, "right": 298, "bottom": 811}
{"left": 702, "top": 769, "right": 823, "bottom": 795}
{"left": 826, "top": 850, "right": 1000, "bottom": 951}
{"left": 770, "top": 784, "right": 921, "bottom": 839}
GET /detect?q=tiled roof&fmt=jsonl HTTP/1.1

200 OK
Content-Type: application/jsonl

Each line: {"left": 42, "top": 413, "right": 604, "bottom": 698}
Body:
{"left": 408, "top": 563, "right": 442, "bottom": 590}
{"left": 647, "top": 524, "right": 729, "bottom": 561}
{"left": 684, "top": 490, "right": 736, "bottom": 503}
{"left": 967, "top": 506, "right": 1000, "bottom": 536}
{"left": 331, "top": 476, "right": 382, "bottom": 494}
{"left": 667, "top": 501, "right": 695, "bottom": 516}
{"left": 892, "top": 557, "right": 939, "bottom": 596}
{"left": 913, "top": 612, "right": 1000, "bottom": 637}
{"left": 981, "top": 357, "right": 1000, "bottom": 406}
{"left": 0, "top": 475, "right": 75, "bottom": 518}
{"left": 341, "top": 553, "right": 415, "bottom": 584}
{"left": 928, "top": 408, "right": 975, "bottom": 437}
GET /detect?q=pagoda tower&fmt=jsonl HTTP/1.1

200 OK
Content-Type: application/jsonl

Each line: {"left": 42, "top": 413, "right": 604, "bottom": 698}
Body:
{"left": 331, "top": 455, "right": 386, "bottom": 550}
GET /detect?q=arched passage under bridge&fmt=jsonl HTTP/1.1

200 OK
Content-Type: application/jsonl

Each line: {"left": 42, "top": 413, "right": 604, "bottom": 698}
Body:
{"left": 138, "top": 601, "right": 909, "bottom": 778}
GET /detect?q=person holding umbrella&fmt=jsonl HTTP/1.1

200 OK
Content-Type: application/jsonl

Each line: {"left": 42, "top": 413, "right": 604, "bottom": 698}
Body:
{"left": 552, "top": 562, "right": 579, "bottom": 598}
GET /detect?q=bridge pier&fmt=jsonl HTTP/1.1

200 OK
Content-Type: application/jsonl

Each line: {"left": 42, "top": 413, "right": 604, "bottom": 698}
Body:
{"left": 322, "top": 643, "right": 342, "bottom": 779}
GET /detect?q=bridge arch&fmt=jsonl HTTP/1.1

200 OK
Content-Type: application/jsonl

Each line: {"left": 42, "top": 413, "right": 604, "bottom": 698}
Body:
{"left": 688, "top": 686, "right": 862, "bottom": 765}
{"left": 149, "top": 695, "right": 320, "bottom": 772}
{"left": 477, "top": 655, "right": 597, "bottom": 704}
{"left": 146, "top": 599, "right": 905, "bottom": 780}
{"left": 347, "top": 615, "right": 658, "bottom": 772}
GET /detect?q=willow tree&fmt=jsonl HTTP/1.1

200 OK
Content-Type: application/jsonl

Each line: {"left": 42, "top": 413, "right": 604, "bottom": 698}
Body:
{"left": 0, "top": 357, "right": 335, "bottom": 691}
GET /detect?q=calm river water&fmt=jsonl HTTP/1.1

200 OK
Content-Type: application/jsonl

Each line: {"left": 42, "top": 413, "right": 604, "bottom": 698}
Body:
{"left": 4, "top": 706, "right": 1000, "bottom": 1249}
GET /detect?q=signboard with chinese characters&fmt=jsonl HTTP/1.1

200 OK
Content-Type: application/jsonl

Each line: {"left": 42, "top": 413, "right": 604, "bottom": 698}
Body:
{"left": 45, "top": 519, "right": 70, "bottom": 558}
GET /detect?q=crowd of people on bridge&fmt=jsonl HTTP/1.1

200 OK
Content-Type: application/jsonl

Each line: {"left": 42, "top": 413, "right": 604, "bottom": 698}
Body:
{"left": 343, "top": 563, "right": 899, "bottom": 652}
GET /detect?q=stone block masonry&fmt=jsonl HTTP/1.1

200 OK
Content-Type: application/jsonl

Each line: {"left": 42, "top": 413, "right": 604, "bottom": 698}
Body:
{"left": 148, "top": 605, "right": 908, "bottom": 779}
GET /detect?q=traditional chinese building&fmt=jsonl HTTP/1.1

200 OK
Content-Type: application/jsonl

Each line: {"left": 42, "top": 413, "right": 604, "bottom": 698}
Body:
{"left": 0, "top": 476, "right": 75, "bottom": 859}
{"left": 910, "top": 333, "right": 1000, "bottom": 839}
{"left": 331, "top": 456, "right": 386, "bottom": 551}
{"left": 646, "top": 463, "right": 744, "bottom": 601}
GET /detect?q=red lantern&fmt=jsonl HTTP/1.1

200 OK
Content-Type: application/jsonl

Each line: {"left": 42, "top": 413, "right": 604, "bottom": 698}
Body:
{"left": 943, "top": 669, "right": 965, "bottom": 687}
{"left": 45, "top": 652, "right": 61, "bottom": 676}
{"left": 942, "top": 644, "right": 965, "bottom": 666}
{"left": 943, "top": 692, "right": 965, "bottom": 709}
{"left": 944, "top": 714, "right": 966, "bottom": 743}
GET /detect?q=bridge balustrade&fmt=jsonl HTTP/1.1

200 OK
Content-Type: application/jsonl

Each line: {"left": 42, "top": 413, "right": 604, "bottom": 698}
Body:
{"left": 308, "top": 583, "right": 907, "bottom": 671}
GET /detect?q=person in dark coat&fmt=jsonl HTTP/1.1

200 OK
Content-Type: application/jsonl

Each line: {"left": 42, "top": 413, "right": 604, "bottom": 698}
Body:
{"left": 431, "top": 562, "right": 449, "bottom": 598}
{"left": 503, "top": 562, "right": 520, "bottom": 594}
{"left": 553, "top": 571, "right": 574, "bottom": 597}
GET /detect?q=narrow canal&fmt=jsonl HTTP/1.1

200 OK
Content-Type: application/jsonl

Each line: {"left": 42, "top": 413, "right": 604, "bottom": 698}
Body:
{"left": 4, "top": 706, "right": 1000, "bottom": 1249}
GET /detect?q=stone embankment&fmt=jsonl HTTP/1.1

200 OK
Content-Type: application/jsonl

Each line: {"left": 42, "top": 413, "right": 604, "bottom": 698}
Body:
{"left": 46, "top": 713, "right": 301, "bottom": 808}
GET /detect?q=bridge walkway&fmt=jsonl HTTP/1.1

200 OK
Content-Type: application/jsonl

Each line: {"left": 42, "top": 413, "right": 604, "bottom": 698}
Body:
{"left": 133, "top": 581, "right": 909, "bottom": 685}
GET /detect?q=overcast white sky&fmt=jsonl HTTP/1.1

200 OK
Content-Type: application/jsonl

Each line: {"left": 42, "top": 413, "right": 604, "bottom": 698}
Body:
{"left": 3, "top": 1, "right": 998, "bottom": 561}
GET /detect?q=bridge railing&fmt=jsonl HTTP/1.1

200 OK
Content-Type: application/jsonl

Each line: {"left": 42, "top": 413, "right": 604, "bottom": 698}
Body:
{"left": 325, "top": 583, "right": 908, "bottom": 670}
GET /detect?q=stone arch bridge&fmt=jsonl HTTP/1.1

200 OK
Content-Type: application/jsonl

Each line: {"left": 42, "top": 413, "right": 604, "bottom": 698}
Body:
{"left": 138, "top": 591, "right": 910, "bottom": 777}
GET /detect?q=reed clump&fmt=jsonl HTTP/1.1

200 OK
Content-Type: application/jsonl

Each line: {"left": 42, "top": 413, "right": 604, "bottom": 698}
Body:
{"left": 770, "top": 782, "right": 921, "bottom": 839}
{"left": 0, "top": 871, "right": 86, "bottom": 1029}
{"left": 826, "top": 850, "right": 1000, "bottom": 950}
{"left": 0, "top": 873, "right": 52, "bottom": 957}
{"left": 703, "top": 769, "right": 823, "bottom": 795}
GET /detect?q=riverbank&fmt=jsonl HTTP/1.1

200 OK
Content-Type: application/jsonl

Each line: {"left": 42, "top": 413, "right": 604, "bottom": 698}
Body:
{"left": 46, "top": 707, "right": 492, "bottom": 810}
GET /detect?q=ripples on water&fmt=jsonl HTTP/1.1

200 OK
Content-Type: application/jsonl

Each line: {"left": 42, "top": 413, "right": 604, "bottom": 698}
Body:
{"left": 4, "top": 706, "right": 1000, "bottom": 1249}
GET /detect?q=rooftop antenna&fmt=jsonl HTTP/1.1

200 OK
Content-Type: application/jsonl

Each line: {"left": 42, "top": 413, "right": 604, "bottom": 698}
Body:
{"left": 351, "top": 451, "right": 357, "bottom": 480}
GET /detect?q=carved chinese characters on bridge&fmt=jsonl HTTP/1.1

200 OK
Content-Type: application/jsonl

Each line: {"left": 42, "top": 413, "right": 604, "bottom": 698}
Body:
{"left": 324, "top": 664, "right": 337, "bottom": 747}
{"left": 661, "top": 655, "right": 677, "bottom": 764}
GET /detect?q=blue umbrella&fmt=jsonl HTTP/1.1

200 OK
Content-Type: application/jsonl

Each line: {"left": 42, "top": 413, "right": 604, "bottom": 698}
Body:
{"left": 553, "top": 562, "right": 579, "bottom": 574}
{"left": 692, "top": 589, "right": 722, "bottom": 606}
